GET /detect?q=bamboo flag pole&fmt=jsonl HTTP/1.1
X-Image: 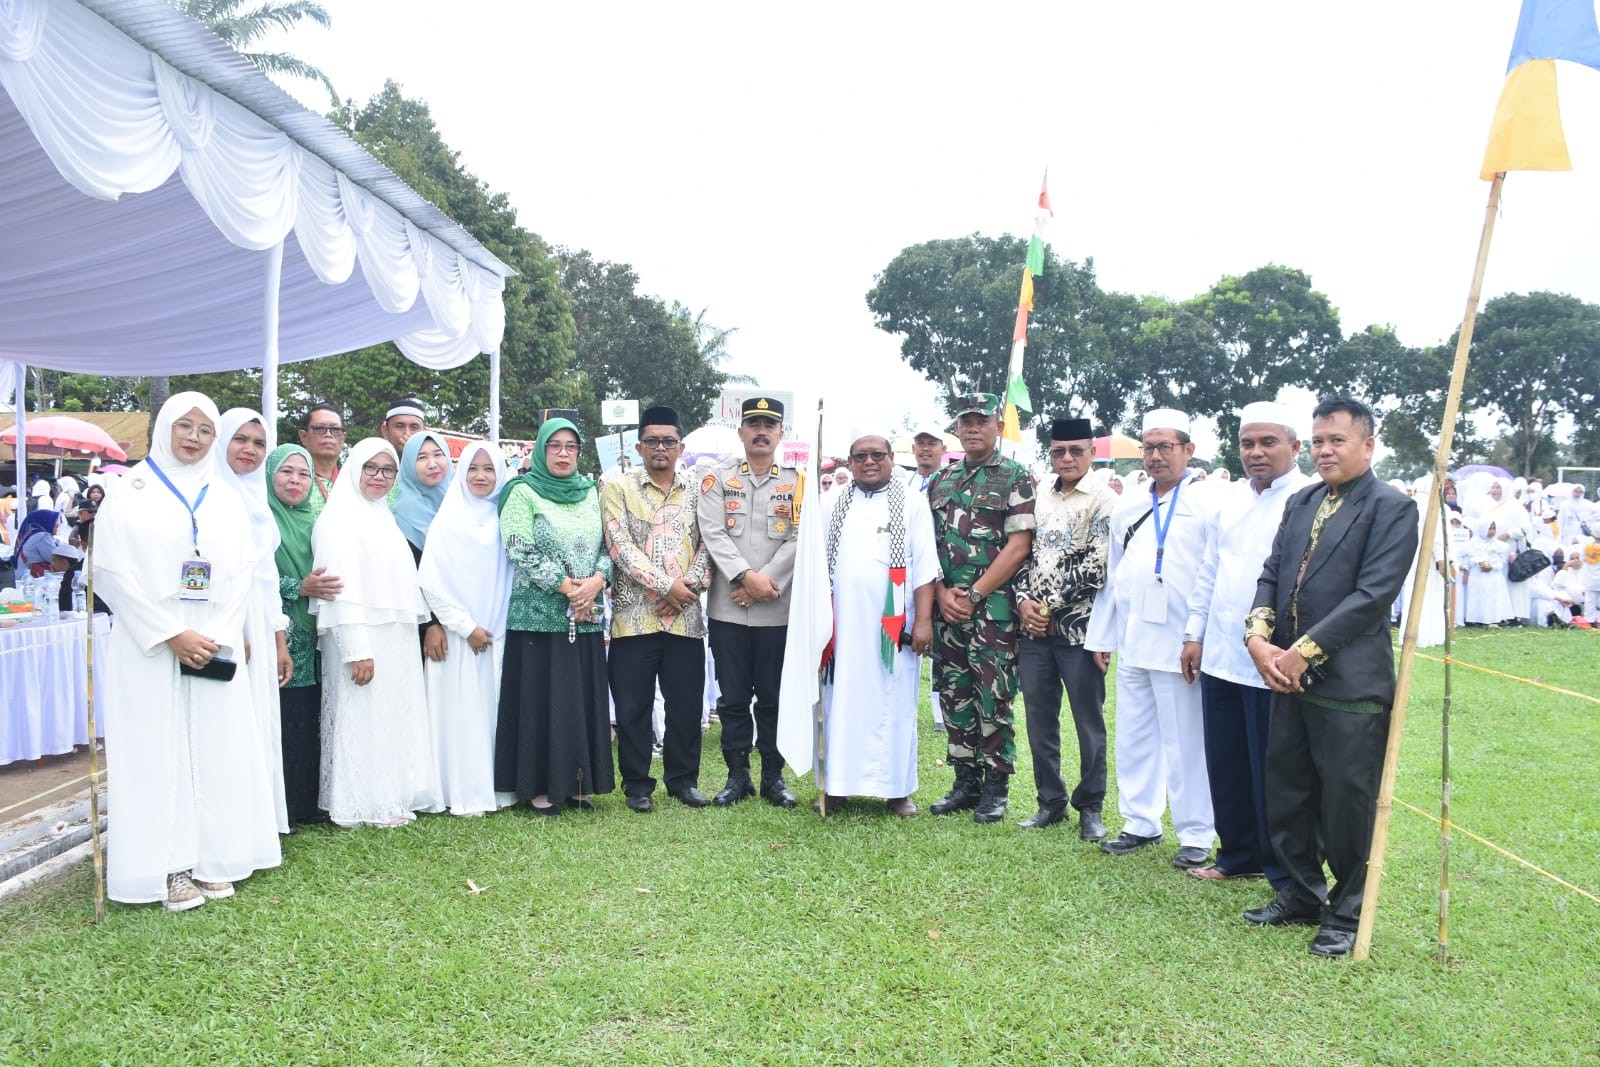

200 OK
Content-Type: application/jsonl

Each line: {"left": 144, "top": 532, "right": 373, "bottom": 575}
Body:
{"left": 1438, "top": 479, "right": 1455, "bottom": 965}
{"left": 84, "top": 521, "right": 105, "bottom": 923}
{"left": 1353, "top": 172, "right": 1505, "bottom": 962}
{"left": 811, "top": 399, "right": 830, "bottom": 817}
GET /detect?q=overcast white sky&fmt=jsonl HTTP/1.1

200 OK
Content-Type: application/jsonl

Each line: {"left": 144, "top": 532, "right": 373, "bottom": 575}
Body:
{"left": 271, "top": 1, "right": 1600, "bottom": 456}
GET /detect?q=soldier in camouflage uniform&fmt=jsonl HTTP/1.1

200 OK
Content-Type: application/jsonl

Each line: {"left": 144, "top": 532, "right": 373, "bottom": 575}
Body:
{"left": 926, "top": 394, "right": 1037, "bottom": 823}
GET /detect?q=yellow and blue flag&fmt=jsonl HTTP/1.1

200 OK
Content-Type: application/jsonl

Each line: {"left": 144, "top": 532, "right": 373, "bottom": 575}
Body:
{"left": 1481, "top": 0, "right": 1600, "bottom": 179}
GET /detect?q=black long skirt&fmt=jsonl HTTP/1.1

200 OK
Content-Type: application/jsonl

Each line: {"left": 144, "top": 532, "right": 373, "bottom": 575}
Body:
{"left": 279, "top": 683, "right": 326, "bottom": 825}
{"left": 494, "top": 630, "right": 614, "bottom": 805}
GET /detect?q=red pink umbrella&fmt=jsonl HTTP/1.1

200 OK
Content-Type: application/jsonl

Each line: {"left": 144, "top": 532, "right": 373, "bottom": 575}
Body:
{"left": 2, "top": 416, "right": 129, "bottom": 460}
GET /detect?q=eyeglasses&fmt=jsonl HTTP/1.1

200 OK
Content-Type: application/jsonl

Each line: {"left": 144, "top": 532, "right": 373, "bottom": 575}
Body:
{"left": 640, "top": 437, "right": 682, "bottom": 451}
{"left": 850, "top": 451, "right": 890, "bottom": 463}
{"left": 172, "top": 419, "right": 216, "bottom": 439}
{"left": 1139, "top": 442, "right": 1179, "bottom": 457}
{"left": 361, "top": 462, "right": 399, "bottom": 480}
{"left": 1049, "top": 446, "right": 1093, "bottom": 459}
{"left": 307, "top": 425, "right": 346, "bottom": 438}
{"left": 545, "top": 441, "right": 581, "bottom": 455}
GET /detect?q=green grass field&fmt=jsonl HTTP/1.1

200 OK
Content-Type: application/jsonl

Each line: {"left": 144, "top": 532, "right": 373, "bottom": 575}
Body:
{"left": 3, "top": 629, "right": 1597, "bottom": 1066}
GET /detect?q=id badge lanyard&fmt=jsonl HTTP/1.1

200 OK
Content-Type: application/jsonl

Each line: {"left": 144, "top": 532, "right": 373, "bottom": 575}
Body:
{"left": 1150, "top": 476, "right": 1184, "bottom": 583}
{"left": 147, "top": 459, "right": 209, "bottom": 554}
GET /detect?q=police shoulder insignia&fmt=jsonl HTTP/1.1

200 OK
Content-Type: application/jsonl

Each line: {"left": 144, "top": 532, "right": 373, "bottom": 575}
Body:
{"left": 700, "top": 474, "right": 716, "bottom": 494}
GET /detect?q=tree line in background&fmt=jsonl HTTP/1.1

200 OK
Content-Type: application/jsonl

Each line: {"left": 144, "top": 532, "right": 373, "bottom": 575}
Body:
{"left": 868, "top": 237, "right": 1600, "bottom": 480}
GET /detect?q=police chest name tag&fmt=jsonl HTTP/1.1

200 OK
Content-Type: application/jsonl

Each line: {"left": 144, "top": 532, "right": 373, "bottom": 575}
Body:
{"left": 179, "top": 558, "right": 213, "bottom": 602}
{"left": 1139, "top": 578, "right": 1167, "bottom": 624}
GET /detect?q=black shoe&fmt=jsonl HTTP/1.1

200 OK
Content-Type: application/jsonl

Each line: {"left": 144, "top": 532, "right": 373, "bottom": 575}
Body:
{"left": 1172, "top": 845, "right": 1211, "bottom": 869}
{"left": 1019, "top": 805, "right": 1067, "bottom": 829}
{"left": 1100, "top": 831, "right": 1162, "bottom": 855}
{"left": 930, "top": 763, "right": 983, "bottom": 815}
{"left": 761, "top": 777, "right": 798, "bottom": 808}
{"left": 1078, "top": 810, "right": 1107, "bottom": 842}
{"left": 668, "top": 786, "right": 710, "bottom": 808}
{"left": 625, "top": 794, "right": 653, "bottom": 813}
{"left": 1244, "top": 892, "right": 1322, "bottom": 927}
{"left": 529, "top": 801, "right": 560, "bottom": 817}
{"left": 1309, "top": 925, "right": 1356, "bottom": 957}
{"left": 565, "top": 797, "right": 596, "bottom": 811}
{"left": 713, "top": 771, "right": 755, "bottom": 807}
{"left": 972, "top": 769, "right": 1010, "bottom": 824}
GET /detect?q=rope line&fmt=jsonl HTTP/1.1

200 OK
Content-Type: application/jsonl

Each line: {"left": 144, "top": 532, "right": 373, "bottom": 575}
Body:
{"left": 1413, "top": 652, "right": 1600, "bottom": 707}
{"left": 1395, "top": 796, "right": 1600, "bottom": 905}
{"left": 0, "top": 769, "right": 102, "bottom": 817}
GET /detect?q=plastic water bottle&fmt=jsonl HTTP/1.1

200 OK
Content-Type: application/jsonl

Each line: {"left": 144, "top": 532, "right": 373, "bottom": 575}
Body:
{"left": 43, "top": 574, "right": 61, "bottom": 622}
{"left": 72, "top": 571, "right": 87, "bottom": 615}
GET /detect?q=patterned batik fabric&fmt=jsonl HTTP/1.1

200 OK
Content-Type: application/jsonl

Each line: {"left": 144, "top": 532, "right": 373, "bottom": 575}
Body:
{"left": 500, "top": 482, "right": 612, "bottom": 634}
{"left": 1014, "top": 477, "right": 1115, "bottom": 644}
{"left": 602, "top": 467, "right": 711, "bottom": 639}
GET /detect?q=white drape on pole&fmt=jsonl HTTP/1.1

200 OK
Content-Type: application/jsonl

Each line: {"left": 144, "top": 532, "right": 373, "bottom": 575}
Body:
{"left": 488, "top": 347, "right": 501, "bottom": 444}
{"left": 6, "top": 361, "right": 25, "bottom": 523}
{"left": 261, "top": 240, "right": 283, "bottom": 429}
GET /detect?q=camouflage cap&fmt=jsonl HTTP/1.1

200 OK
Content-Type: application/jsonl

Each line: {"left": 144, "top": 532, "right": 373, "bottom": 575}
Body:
{"left": 951, "top": 393, "right": 1002, "bottom": 418}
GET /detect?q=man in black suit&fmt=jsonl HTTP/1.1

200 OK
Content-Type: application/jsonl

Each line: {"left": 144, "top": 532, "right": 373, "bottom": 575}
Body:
{"left": 1241, "top": 397, "right": 1418, "bottom": 958}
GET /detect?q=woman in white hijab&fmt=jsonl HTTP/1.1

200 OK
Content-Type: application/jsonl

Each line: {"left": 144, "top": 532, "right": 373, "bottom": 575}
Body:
{"left": 94, "top": 392, "right": 281, "bottom": 910}
{"left": 1484, "top": 477, "right": 1533, "bottom": 624}
{"left": 217, "top": 408, "right": 291, "bottom": 833}
{"left": 311, "top": 437, "right": 439, "bottom": 827}
{"left": 1399, "top": 474, "right": 1450, "bottom": 648}
{"left": 1463, "top": 517, "right": 1514, "bottom": 625}
{"left": 417, "top": 442, "right": 516, "bottom": 816}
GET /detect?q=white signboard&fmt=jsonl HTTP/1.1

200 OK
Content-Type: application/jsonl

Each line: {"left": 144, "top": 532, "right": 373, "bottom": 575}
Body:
{"left": 597, "top": 429, "right": 640, "bottom": 473}
{"left": 602, "top": 398, "right": 639, "bottom": 426}
{"left": 713, "top": 389, "right": 795, "bottom": 433}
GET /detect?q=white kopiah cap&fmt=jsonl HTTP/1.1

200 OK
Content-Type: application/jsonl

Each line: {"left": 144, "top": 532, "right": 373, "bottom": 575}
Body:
{"left": 1237, "top": 400, "right": 1300, "bottom": 435}
{"left": 1141, "top": 407, "right": 1190, "bottom": 436}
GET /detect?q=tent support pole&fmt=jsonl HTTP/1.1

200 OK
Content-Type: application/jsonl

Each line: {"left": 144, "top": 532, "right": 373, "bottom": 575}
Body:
{"left": 11, "top": 363, "right": 25, "bottom": 524}
{"left": 489, "top": 347, "right": 502, "bottom": 442}
{"left": 261, "top": 241, "right": 284, "bottom": 429}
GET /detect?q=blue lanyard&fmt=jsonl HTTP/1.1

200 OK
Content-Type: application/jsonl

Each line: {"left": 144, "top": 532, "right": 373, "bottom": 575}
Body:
{"left": 147, "top": 459, "right": 209, "bottom": 554}
{"left": 1150, "top": 476, "right": 1184, "bottom": 578}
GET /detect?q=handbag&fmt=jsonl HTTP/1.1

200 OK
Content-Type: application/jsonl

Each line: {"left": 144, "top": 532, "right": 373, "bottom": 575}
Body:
{"left": 1508, "top": 548, "right": 1550, "bottom": 583}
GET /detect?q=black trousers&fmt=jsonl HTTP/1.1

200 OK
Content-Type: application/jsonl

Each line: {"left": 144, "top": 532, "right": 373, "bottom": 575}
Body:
{"left": 1265, "top": 694, "right": 1390, "bottom": 931}
{"left": 1018, "top": 635, "right": 1107, "bottom": 813}
{"left": 1200, "top": 673, "right": 1286, "bottom": 888}
{"left": 707, "top": 620, "right": 787, "bottom": 765}
{"left": 608, "top": 632, "right": 706, "bottom": 797}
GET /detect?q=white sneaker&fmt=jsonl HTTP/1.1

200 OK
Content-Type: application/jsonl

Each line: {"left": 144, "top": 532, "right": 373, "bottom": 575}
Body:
{"left": 164, "top": 872, "right": 205, "bottom": 912}
{"left": 191, "top": 877, "right": 234, "bottom": 901}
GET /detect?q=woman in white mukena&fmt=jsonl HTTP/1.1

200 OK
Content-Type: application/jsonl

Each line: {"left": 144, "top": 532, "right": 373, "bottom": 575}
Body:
{"left": 417, "top": 441, "right": 517, "bottom": 816}
{"left": 217, "top": 407, "right": 293, "bottom": 834}
{"left": 311, "top": 437, "right": 439, "bottom": 827}
{"left": 95, "top": 392, "right": 280, "bottom": 911}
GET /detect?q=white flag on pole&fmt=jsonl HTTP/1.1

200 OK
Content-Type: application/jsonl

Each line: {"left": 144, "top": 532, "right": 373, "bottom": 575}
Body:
{"left": 776, "top": 468, "right": 833, "bottom": 776}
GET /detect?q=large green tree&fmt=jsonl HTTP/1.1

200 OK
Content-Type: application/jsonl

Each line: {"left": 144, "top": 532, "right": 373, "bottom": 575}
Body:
{"left": 1163, "top": 265, "right": 1342, "bottom": 468}
{"left": 1464, "top": 291, "right": 1600, "bottom": 478}
{"left": 867, "top": 234, "right": 1146, "bottom": 443}
{"left": 250, "top": 84, "right": 583, "bottom": 443}
{"left": 1336, "top": 325, "right": 1479, "bottom": 478}
{"left": 557, "top": 249, "right": 727, "bottom": 433}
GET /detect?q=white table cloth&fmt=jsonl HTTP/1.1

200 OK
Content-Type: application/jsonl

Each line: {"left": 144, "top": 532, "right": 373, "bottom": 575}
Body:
{"left": 0, "top": 612, "right": 109, "bottom": 765}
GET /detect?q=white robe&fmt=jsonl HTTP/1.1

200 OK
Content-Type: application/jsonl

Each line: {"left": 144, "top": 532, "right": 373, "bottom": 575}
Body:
{"left": 1401, "top": 505, "right": 1449, "bottom": 648}
{"left": 819, "top": 487, "right": 939, "bottom": 799}
{"left": 95, "top": 395, "right": 280, "bottom": 903}
{"left": 312, "top": 438, "right": 437, "bottom": 827}
{"left": 1464, "top": 537, "right": 1513, "bottom": 624}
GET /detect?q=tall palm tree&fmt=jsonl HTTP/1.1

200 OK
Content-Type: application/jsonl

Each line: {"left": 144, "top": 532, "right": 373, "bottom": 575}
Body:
{"left": 151, "top": 1, "right": 337, "bottom": 437}
{"left": 175, "top": 0, "right": 338, "bottom": 103}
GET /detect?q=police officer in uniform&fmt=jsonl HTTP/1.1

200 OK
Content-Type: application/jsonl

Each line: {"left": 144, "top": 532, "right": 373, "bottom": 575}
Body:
{"left": 697, "top": 397, "right": 800, "bottom": 808}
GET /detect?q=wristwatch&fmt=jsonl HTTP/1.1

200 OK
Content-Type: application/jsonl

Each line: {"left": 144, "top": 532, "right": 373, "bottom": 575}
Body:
{"left": 732, "top": 569, "right": 749, "bottom": 586}
{"left": 967, "top": 586, "right": 984, "bottom": 605}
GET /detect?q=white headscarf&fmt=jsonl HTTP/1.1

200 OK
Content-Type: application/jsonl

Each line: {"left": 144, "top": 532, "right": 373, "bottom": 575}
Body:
{"left": 310, "top": 437, "right": 428, "bottom": 631}
{"left": 217, "top": 408, "right": 281, "bottom": 577}
{"left": 94, "top": 391, "right": 255, "bottom": 628}
{"left": 417, "top": 441, "right": 514, "bottom": 640}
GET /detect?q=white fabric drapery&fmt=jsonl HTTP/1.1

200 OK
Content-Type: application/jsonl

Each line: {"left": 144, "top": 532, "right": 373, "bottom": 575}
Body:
{"left": 0, "top": 613, "right": 110, "bottom": 766}
{"left": 0, "top": 0, "right": 511, "bottom": 377}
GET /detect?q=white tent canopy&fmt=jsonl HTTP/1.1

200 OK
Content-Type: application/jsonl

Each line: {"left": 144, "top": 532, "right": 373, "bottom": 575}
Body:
{"left": 0, "top": 0, "right": 515, "bottom": 481}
